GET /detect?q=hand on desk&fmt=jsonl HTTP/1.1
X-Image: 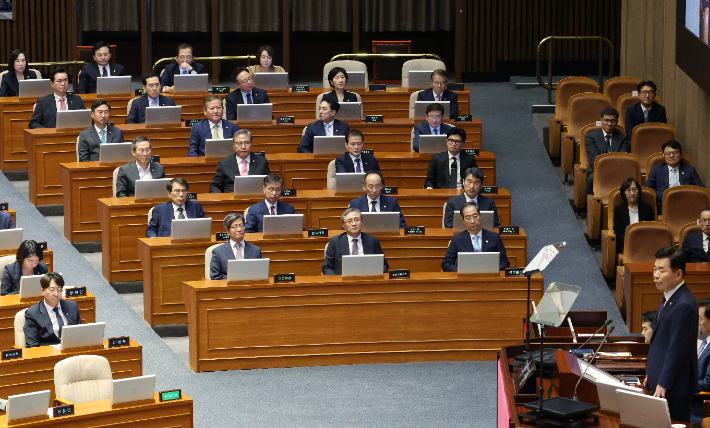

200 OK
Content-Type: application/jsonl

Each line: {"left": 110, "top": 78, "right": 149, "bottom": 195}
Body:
{"left": 653, "top": 384, "right": 667, "bottom": 398}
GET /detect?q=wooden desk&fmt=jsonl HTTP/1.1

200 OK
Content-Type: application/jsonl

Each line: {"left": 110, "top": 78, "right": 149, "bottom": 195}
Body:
{"left": 98, "top": 189, "right": 512, "bottom": 282}
{"left": 0, "top": 290, "right": 93, "bottom": 350}
{"left": 183, "top": 272, "right": 543, "bottom": 372}
{"left": 0, "top": 249, "right": 53, "bottom": 272}
{"left": 139, "top": 228, "right": 528, "bottom": 326}
{"left": 0, "top": 393, "right": 192, "bottom": 427}
{"left": 624, "top": 262, "right": 710, "bottom": 332}
{"left": 59, "top": 151, "right": 496, "bottom": 242}
{"left": 28, "top": 118, "right": 482, "bottom": 205}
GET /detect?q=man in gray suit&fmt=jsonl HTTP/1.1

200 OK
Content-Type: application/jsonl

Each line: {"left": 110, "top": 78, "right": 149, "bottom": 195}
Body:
{"left": 115, "top": 136, "right": 165, "bottom": 197}
{"left": 210, "top": 213, "right": 262, "bottom": 279}
{"left": 77, "top": 100, "right": 124, "bottom": 162}
{"left": 585, "top": 106, "right": 630, "bottom": 195}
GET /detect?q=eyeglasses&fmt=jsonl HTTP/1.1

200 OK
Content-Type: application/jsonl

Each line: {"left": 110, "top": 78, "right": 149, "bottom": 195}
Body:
{"left": 234, "top": 142, "right": 251, "bottom": 147}
{"left": 601, "top": 119, "right": 618, "bottom": 124}
{"left": 171, "top": 189, "right": 188, "bottom": 194}
{"left": 343, "top": 218, "right": 362, "bottom": 225}
{"left": 229, "top": 224, "right": 245, "bottom": 230}
{"left": 177, "top": 55, "right": 193, "bottom": 61}
{"left": 463, "top": 214, "right": 480, "bottom": 221}
{"left": 664, "top": 150, "right": 680, "bottom": 157}
{"left": 432, "top": 81, "right": 447, "bottom": 87}
{"left": 44, "top": 287, "right": 62, "bottom": 294}
{"left": 427, "top": 114, "right": 442, "bottom": 120}
{"left": 264, "top": 186, "right": 281, "bottom": 193}
{"left": 639, "top": 90, "right": 655, "bottom": 96}
{"left": 700, "top": 219, "right": 710, "bottom": 224}
{"left": 238, "top": 76, "right": 254, "bottom": 84}
{"left": 447, "top": 139, "right": 464, "bottom": 145}
{"left": 135, "top": 148, "right": 151, "bottom": 154}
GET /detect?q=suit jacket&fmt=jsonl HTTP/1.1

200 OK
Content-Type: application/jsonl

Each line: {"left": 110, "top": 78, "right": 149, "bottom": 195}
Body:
{"left": 322, "top": 232, "right": 389, "bottom": 275}
{"left": 210, "top": 240, "right": 262, "bottom": 280}
{"left": 23, "top": 299, "right": 81, "bottom": 347}
{"left": 647, "top": 283, "right": 699, "bottom": 398}
{"left": 115, "top": 161, "right": 166, "bottom": 197}
{"left": 75, "top": 61, "right": 126, "bottom": 94}
{"left": 209, "top": 154, "right": 270, "bottom": 193}
{"left": 692, "top": 338, "right": 710, "bottom": 423}
{"left": 624, "top": 101, "right": 667, "bottom": 140}
{"left": 187, "top": 119, "right": 238, "bottom": 157}
{"left": 585, "top": 129, "right": 630, "bottom": 175}
{"left": 349, "top": 195, "right": 407, "bottom": 228}
{"left": 441, "top": 229, "right": 509, "bottom": 272}
{"left": 1, "top": 261, "right": 48, "bottom": 295}
{"left": 245, "top": 200, "right": 297, "bottom": 233}
{"left": 681, "top": 232, "right": 710, "bottom": 263}
{"left": 417, "top": 88, "right": 459, "bottom": 118}
{"left": 424, "top": 151, "right": 477, "bottom": 189}
{"left": 334, "top": 152, "right": 380, "bottom": 173}
{"left": 322, "top": 90, "right": 358, "bottom": 104}
{"left": 160, "top": 61, "right": 206, "bottom": 88}
{"left": 0, "top": 69, "right": 38, "bottom": 97}
{"left": 146, "top": 200, "right": 205, "bottom": 238}
{"left": 412, "top": 121, "right": 453, "bottom": 153}
{"left": 297, "top": 119, "right": 350, "bottom": 153}
{"left": 125, "top": 95, "right": 176, "bottom": 124}
{"left": 28, "top": 93, "right": 86, "bottom": 128}
{"left": 612, "top": 201, "right": 656, "bottom": 254}
{"left": 444, "top": 193, "right": 500, "bottom": 228}
{"left": 77, "top": 124, "right": 124, "bottom": 162}
{"left": 645, "top": 161, "right": 705, "bottom": 213}
{"left": 0, "top": 211, "right": 15, "bottom": 229}
{"left": 225, "top": 87, "right": 270, "bottom": 120}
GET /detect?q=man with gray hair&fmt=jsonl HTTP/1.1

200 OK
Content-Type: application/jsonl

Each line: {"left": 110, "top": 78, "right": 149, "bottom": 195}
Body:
{"left": 115, "top": 136, "right": 165, "bottom": 197}
{"left": 210, "top": 213, "right": 262, "bottom": 280}
{"left": 322, "top": 207, "right": 389, "bottom": 275}
{"left": 209, "top": 129, "right": 270, "bottom": 193}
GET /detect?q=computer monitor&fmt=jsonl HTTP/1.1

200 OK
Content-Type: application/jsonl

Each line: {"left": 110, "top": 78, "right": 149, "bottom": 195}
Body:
{"left": 408, "top": 70, "right": 435, "bottom": 89}
{"left": 343, "top": 71, "right": 366, "bottom": 89}
{"left": 236, "top": 103, "right": 273, "bottom": 122}
{"left": 0, "top": 228, "right": 23, "bottom": 251}
{"left": 335, "top": 173, "right": 366, "bottom": 194}
{"left": 262, "top": 214, "right": 304, "bottom": 236}
{"left": 417, "top": 135, "right": 448, "bottom": 154}
{"left": 6, "top": 390, "right": 50, "bottom": 422}
{"left": 18, "top": 79, "right": 52, "bottom": 99}
{"left": 111, "top": 375, "right": 156, "bottom": 406}
{"left": 96, "top": 76, "right": 131, "bottom": 95}
{"left": 233, "top": 175, "right": 267, "bottom": 197}
{"left": 457, "top": 252, "right": 500, "bottom": 274}
{"left": 173, "top": 73, "right": 209, "bottom": 93}
{"left": 227, "top": 258, "right": 270, "bottom": 282}
{"left": 56, "top": 109, "right": 92, "bottom": 129}
{"left": 361, "top": 212, "right": 401, "bottom": 233}
{"left": 253, "top": 72, "right": 288, "bottom": 91}
{"left": 596, "top": 379, "right": 644, "bottom": 415}
{"left": 145, "top": 106, "right": 182, "bottom": 126}
{"left": 19, "top": 275, "right": 44, "bottom": 300}
{"left": 134, "top": 178, "right": 172, "bottom": 200}
{"left": 170, "top": 218, "right": 212, "bottom": 241}
{"left": 453, "top": 210, "right": 495, "bottom": 232}
{"left": 413, "top": 101, "right": 450, "bottom": 120}
{"left": 99, "top": 142, "right": 132, "bottom": 164}
{"left": 313, "top": 136, "right": 346, "bottom": 156}
{"left": 204, "top": 139, "right": 234, "bottom": 160}
{"left": 59, "top": 322, "right": 106, "bottom": 350}
{"left": 335, "top": 102, "right": 362, "bottom": 121}
{"left": 341, "top": 254, "right": 385, "bottom": 278}
{"left": 616, "top": 389, "right": 673, "bottom": 428}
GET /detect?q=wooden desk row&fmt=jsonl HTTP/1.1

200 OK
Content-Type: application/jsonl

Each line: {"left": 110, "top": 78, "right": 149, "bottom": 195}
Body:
{"left": 28, "top": 119, "right": 482, "bottom": 205}
{"left": 138, "top": 228, "right": 528, "bottom": 326}
{"left": 59, "top": 151, "right": 496, "bottom": 242}
{"left": 183, "top": 272, "right": 543, "bottom": 372}
{"left": 98, "top": 189, "right": 512, "bottom": 283}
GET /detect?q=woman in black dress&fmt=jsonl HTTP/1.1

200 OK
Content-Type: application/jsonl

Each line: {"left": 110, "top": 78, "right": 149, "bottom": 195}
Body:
{"left": 613, "top": 177, "right": 656, "bottom": 255}
{"left": 0, "top": 49, "right": 38, "bottom": 97}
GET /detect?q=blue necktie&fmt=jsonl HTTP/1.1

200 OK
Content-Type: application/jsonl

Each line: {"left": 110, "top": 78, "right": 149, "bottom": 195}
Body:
{"left": 100, "top": 129, "right": 106, "bottom": 144}
{"left": 473, "top": 236, "right": 481, "bottom": 252}
{"left": 433, "top": 128, "right": 438, "bottom": 135}
{"left": 699, "top": 339, "right": 708, "bottom": 357}
{"left": 643, "top": 109, "right": 649, "bottom": 123}
{"left": 53, "top": 307, "right": 64, "bottom": 336}
{"left": 182, "top": 69, "right": 188, "bottom": 75}
{"left": 355, "top": 158, "right": 362, "bottom": 173}
{"left": 102, "top": 66, "right": 108, "bottom": 77}
{"left": 246, "top": 93, "right": 252, "bottom": 104}
{"left": 605, "top": 134, "right": 612, "bottom": 153}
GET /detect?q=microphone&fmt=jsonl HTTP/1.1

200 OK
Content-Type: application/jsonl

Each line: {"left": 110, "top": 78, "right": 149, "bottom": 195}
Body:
{"left": 571, "top": 318, "right": 613, "bottom": 356}
{"left": 573, "top": 325, "right": 615, "bottom": 401}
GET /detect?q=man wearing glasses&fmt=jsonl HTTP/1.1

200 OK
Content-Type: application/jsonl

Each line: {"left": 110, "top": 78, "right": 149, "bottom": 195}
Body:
{"left": 416, "top": 69, "right": 459, "bottom": 119}
{"left": 646, "top": 140, "right": 704, "bottom": 215}
{"left": 624, "top": 80, "right": 667, "bottom": 140}
{"left": 412, "top": 103, "right": 453, "bottom": 153}
{"left": 424, "top": 128, "right": 477, "bottom": 189}
{"left": 681, "top": 209, "right": 710, "bottom": 263}
{"left": 322, "top": 207, "right": 389, "bottom": 275}
{"left": 225, "top": 66, "right": 270, "bottom": 121}
{"left": 115, "top": 136, "right": 166, "bottom": 197}
{"left": 161, "top": 43, "right": 205, "bottom": 93}
{"left": 23, "top": 272, "right": 81, "bottom": 347}
{"left": 210, "top": 213, "right": 262, "bottom": 280}
{"left": 29, "top": 67, "right": 86, "bottom": 128}
{"left": 146, "top": 178, "right": 205, "bottom": 238}
{"left": 209, "top": 129, "right": 270, "bottom": 193}
{"left": 585, "top": 106, "right": 630, "bottom": 195}
{"left": 244, "top": 174, "right": 297, "bottom": 233}
{"left": 126, "top": 73, "right": 177, "bottom": 124}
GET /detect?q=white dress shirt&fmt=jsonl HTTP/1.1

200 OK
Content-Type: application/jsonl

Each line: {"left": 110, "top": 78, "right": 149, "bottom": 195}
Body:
{"left": 53, "top": 93, "right": 67, "bottom": 111}
{"left": 366, "top": 195, "right": 380, "bottom": 212}
{"left": 173, "top": 202, "right": 187, "bottom": 219}
{"left": 43, "top": 300, "right": 68, "bottom": 338}
{"left": 137, "top": 163, "right": 153, "bottom": 180}
{"left": 348, "top": 153, "right": 363, "bottom": 170}
{"left": 265, "top": 199, "right": 277, "bottom": 215}
{"left": 100, "top": 65, "right": 111, "bottom": 77}
{"left": 148, "top": 95, "right": 160, "bottom": 108}
{"left": 628, "top": 207, "right": 639, "bottom": 225}
{"left": 324, "top": 120, "right": 334, "bottom": 136}
{"left": 468, "top": 230, "right": 483, "bottom": 250}
{"left": 663, "top": 281, "right": 685, "bottom": 303}
{"left": 704, "top": 232, "right": 709, "bottom": 254}
{"left": 208, "top": 120, "right": 223, "bottom": 139}
{"left": 668, "top": 165, "right": 680, "bottom": 187}
{"left": 236, "top": 155, "right": 251, "bottom": 175}
{"left": 348, "top": 234, "right": 364, "bottom": 255}
{"left": 448, "top": 152, "right": 462, "bottom": 189}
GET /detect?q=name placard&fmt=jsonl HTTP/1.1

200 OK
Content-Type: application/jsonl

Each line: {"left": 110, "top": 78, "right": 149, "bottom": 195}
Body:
{"left": 135, "top": 89, "right": 146, "bottom": 96}
{"left": 389, "top": 269, "right": 410, "bottom": 279}
{"left": 150, "top": 155, "right": 160, "bottom": 163}
{"left": 0, "top": 202, "right": 7, "bottom": 211}
{"left": 281, "top": 189, "right": 297, "bottom": 197}
{"left": 382, "top": 186, "right": 398, "bottom": 195}
{"left": 361, "top": 149, "right": 374, "bottom": 155}
{"left": 53, "top": 404, "right": 75, "bottom": 417}
{"left": 277, "top": 116, "right": 295, "bottom": 124}
{"left": 462, "top": 148, "right": 479, "bottom": 156}
{"left": 66, "top": 287, "right": 86, "bottom": 297}
{"left": 108, "top": 336, "right": 130, "bottom": 348}
{"left": 404, "top": 226, "right": 425, "bottom": 236}
{"left": 481, "top": 186, "right": 498, "bottom": 194}
{"left": 365, "top": 115, "right": 383, "bottom": 123}
{"left": 291, "top": 85, "right": 309, "bottom": 92}
{"left": 253, "top": 151, "right": 266, "bottom": 157}
{"left": 499, "top": 226, "right": 519, "bottom": 235}
{"left": 215, "top": 232, "right": 229, "bottom": 241}
{"left": 1, "top": 349, "right": 22, "bottom": 360}
{"left": 455, "top": 115, "right": 472, "bottom": 122}
{"left": 107, "top": 122, "right": 114, "bottom": 127}
{"left": 505, "top": 268, "right": 525, "bottom": 277}
{"left": 369, "top": 84, "right": 386, "bottom": 91}
{"left": 37, "top": 241, "right": 48, "bottom": 251}
{"left": 186, "top": 119, "right": 200, "bottom": 127}
{"left": 307, "top": 228, "right": 327, "bottom": 238}
{"left": 448, "top": 83, "right": 465, "bottom": 91}
{"left": 159, "top": 390, "right": 182, "bottom": 402}
{"left": 186, "top": 192, "right": 197, "bottom": 200}
{"left": 274, "top": 273, "right": 296, "bottom": 283}
{"left": 211, "top": 86, "right": 230, "bottom": 94}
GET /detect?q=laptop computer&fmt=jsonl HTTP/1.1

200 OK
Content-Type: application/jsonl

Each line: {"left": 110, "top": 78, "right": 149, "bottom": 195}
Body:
{"left": 170, "top": 218, "right": 212, "bottom": 241}
{"left": 361, "top": 212, "right": 401, "bottom": 233}
{"left": 18, "top": 79, "right": 52, "bottom": 99}
{"left": 19, "top": 275, "right": 44, "bottom": 300}
{"left": 96, "top": 76, "right": 131, "bottom": 95}
{"left": 457, "top": 252, "right": 500, "bottom": 274}
{"left": 253, "top": 72, "right": 288, "bottom": 91}
{"left": 336, "top": 102, "right": 362, "bottom": 121}
{"left": 341, "top": 254, "right": 385, "bottom": 278}
{"left": 173, "top": 73, "right": 209, "bottom": 93}
{"left": 204, "top": 139, "right": 234, "bottom": 160}
{"left": 59, "top": 322, "right": 106, "bottom": 350}
{"left": 414, "top": 101, "right": 450, "bottom": 120}
{"left": 344, "top": 71, "right": 366, "bottom": 89}
{"left": 56, "top": 109, "right": 92, "bottom": 129}
{"left": 453, "top": 210, "right": 495, "bottom": 232}
{"left": 262, "top": 214, "right": 304, "bottom": 237}
{"left": 408, "top": 70, "right": 435, "bottom": 89}
{"left": 111, "top": 375, "right": 156, "bottom": 406}
{"left": 236, "top": 103, "right": 273, "bottom": 122}
{"left": 6, "top": 390, "right": 50, "bottom": 422}
{"left": 145, "top": 106, "right": 182, "bottom": 126}
{"left": 0, "top": 228, "right": 23, "bottom": 251}
{"left": 596, "top": 379, "right": 644, "bottom": 414}
{"left": 99, "top": 142, "right": 132, "bottom": 164}
{"left": 226, "top": 258, "right": 270, "bottom": 282}
{"left": 233, "top": 175, "right": 266, "bottom": 197}
{"left": 617, "top": 389, "right": 674, "bottom": 428}
{"left": 417, "top": 135, "right": 448, "bottom": 154}
{"left": 335, "top": 173, "right": 366, "bottom": 194}
{"left": 313, "top": 136, "right": 346, "bottom": 156}
{"left": 134, "top": 178, "right": 172, "bottom": 200}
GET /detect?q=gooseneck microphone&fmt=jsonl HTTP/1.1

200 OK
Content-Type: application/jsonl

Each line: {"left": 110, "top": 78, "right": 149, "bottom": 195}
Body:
{"left": 573, "top": 325, "right": 615, "bottom": 401}
{"left": 571, "top": 318, "right": 613, "bottom": 356}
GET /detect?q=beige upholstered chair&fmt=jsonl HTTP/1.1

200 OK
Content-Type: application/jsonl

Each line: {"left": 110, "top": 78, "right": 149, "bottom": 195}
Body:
{"left": 322, "top": 60, "right": 368, "bottom": 88}
{"left": 441, "top": 202, "right": 447, "bottom": 228}
{"left": 679, "top": 222, "right": 702, "bottom": 249}
{"left": 14, "top": 309, "right": 26, "bottom": 348}
{"left": 0, "top": 255, "right": 15, "bottom": 281}
{"left": 401, "top": 59, "right": 446, "bottom": 88}
{"left": 76, "top": 136, "right": 81, "bottom": 162}
{"left": 147, "top": 207, "right": 154, "bottom": 223}
{"left": 408, "top": 90, "right": 423, "bottom": 119}
{"left": 54, "top": 355, "right": 113, "bottom": 404}
{"left": 29, "top": 69, "right": 42, "bottom": 78}
{"left": 126, "top": 96, "right": 140, "bottom": 115}
{"left": 327, "top": 160, "right": 337, "bottom": 190}
{"left": 205, "top": 243, "right": 221, "bottom": 279}
{"left": 315, "top": 92, "right": 362, "bottom": 119}
{"left": 112, "top": 167, "right": 121, "bottom": 197}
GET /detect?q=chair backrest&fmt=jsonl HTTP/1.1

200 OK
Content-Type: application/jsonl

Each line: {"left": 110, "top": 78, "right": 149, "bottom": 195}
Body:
{"left": 127, "top": 96, "right": 140, "bottom": 115}
{"left": 623, "top": 221, "right": 674, "bottom": 263}
{"left": 630, "top": 123, "right": 677, "bottom": 174}
{"left": 112, "top": 166, "right": 120, "bottom": 197}
{"left": 442, "top": 202, "right": 447, "bottom": 228}
{"left": 617, "top": 93, "right": 636, "bottom": 127}
{"left": 205, "top": 243, "right": 221, "bottom": 279}
{"left": 603, "top": 76, "right": 641, "bottom": 110}
{"left": 410, "top": 127, "right": 416, "bottom": 152}
{"left": 567, "top": 93, "right": 612, "bottom": 143}
{"left": 401, "top": 59, "right": 446, "bottom": 88}
{"left": 327, "top": 160, "right": 337, "bottom": 190}
{"left": 324, "top": 242, "right": 329, "bottom": 258}
{"left": 0, "top": 255, "right": 15, "bottom": 283}
{"left": 29, "top": 69, "right": 42, "bottom": 79}
{"left": 322, "top": 60, "right": 368, "bottom": 88}
{"left": 54, "top": 355, "right": 113, "bottom": 404}
{"left": 646, "top": 153, "right": 693, "bottom": 175}
{"left": 147, "top": 206, "right": 154, "bottom": 223}
{"left": 554, "top": 76, "right": 599, "bottom": 123}
{"left": 14, "top": 309, "right": 26, "bottom": 348}
{"left": 606, "top": 186, "right": 657, "bottom": 231}
{"left": 679, "top": 222, "right": 702, "bottom": 248}
{"left": 408, "top": 90, "right": 423, "bottom": 119}
{"left": 662, "top": 185, "right": 710, "bottom": 241}
{"left": 0, "top": 70, "right": 8, "bottom": 79}
{"left": 243, "top": 206, "right": 250, "bottom": 220}
{"left": 580, "top": 123, "right": 626, "bottom": 168}
{"left": 593, "top": 153, "right": 641, "bottom": 205}
{"left": 302, "top": 126, "right": 308, "bottom": 137}
{"left": 76, "top": 135, "right": 81, "bottom": 162}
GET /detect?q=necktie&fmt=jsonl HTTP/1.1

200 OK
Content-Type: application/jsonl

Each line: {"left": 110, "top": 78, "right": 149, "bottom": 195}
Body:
{"left": 432, "top": 128, "right": 438, "bottom": 135}
{"left": 177, "top": 207, "right": 185, "bottom": 219}
{"left": 102, "top": 66, "right": 108, "bottom": 77}
{"left": 246, "top": 93, "right": 253, "bottom": 104}
{"left": 212, "top": 124, "right": 219, "bottom": 139}
{"left": 270, "top": 205, "right": 275, "bottom": 215}
{"left": 670, "top": 168, "right": 680, "bottom": 188}
{"left": 643, "top": 109, "right": 649, "bottom": 123}
{"left": 351, "top": 238, "right": 359, "bottom": 255}
{"left": 326, "top": 123, "right": 332, "bottom": 137}
{"left": 699, "top": 339, "right": 708, "bottom": 357}
{"left": 234, "top": 241, "right": 243, "bottom": 259}
{"left": 355, "top": 158, "right": 362, "bottom": 173}
{"left": 449, "top": 158, "right": 458, "bottom": 189}
{"left": 473, "top": 236, "right": 481, "bottom": 252}
{"left": 657, "top": 296, "right": 667, "bottom": 320}
{"left": 437, "top": 94, "right": 441, "bottom": 102}
{"left": 371, "top": 201, "right": 377, "bottom": 212}
{"left": 240, "top": 159, "right": 248, "bottom": 176}
{"left": 151, "top": 98, "right": 157, "bottom": 108}
{"left": 100, "top": 129, "right": 106, "bottom": 144}
{"left": 605, "top": 134, "right": 612, "bottom": 153}
{"left": 53, "top": 307, "right": 64, "bottom": 336}
{"left": 182, "top": 69, "right": 188, "bottom": 75}
{"left": 59, "top": 97, "right": 67, "bottom": 111}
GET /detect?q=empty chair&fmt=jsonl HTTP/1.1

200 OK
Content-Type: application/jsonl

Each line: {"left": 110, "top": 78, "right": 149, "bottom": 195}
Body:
{"left": 548, "top": 77, "right": 599, "bottom": 158}
{"left": 401, "top": 59, "right": 446, "bottom": 87}
{"left": 54, "top": 355, "right": 113, "bottom": 404}
{"left": 322, "top": 60, "right": 368, "bottom": 88}
{"left": 662, "top": 185, "right": 710, "bottom": 243}
{"left": 630, "top": 123, "right": 677, "bottom": 181}
{"left": 561, "top": 92, "right": 611, "bottom": 179}
{"left": 603, "top": 76, "right": 641, "bottom": 110}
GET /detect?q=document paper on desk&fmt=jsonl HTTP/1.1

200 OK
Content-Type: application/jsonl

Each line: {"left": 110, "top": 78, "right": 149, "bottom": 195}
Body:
{"left": 523, "top": 242, "right": 566, "bottom": 274}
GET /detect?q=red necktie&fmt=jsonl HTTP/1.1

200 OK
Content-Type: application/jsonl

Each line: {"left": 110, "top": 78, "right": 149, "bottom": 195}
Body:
{"left": 270, "top": 205, "right": 275, "bottom": 215}
{"left": 59, "top": 97, "right": 67, "bottom": 111}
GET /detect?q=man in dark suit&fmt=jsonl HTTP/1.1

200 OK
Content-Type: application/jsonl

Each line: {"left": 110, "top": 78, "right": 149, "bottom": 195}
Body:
{"left": 225, "top": 66, "right": 271, "bottom": 121}
{"left": 75, "top": 41, "right": 125, "bottom": 94}
{"left": 643, "top": 247, "right": 698, "bottom": 423}
{"left": 349, "top": 171, "right": 407, "bottom": 228}
{"left": 23, "top": 273, "right": 81, "bottom": 348}
{"left": 444, "top": 167, "right": 499, "bottom": 228}
{"left": 77, "top": 100, "right": 124, "bottom": 162}
{"left": 692, "top": 298, "right": 710, "bottom": 424}
{"left": 188, "top": 95, "right": 238, "bottom": 157}
{"left": 681, "top": 209, "right": 710, "bottom": 263}
{"left": 425, "top": 127, "right": 477, "bottom": 189}
{"left": 624, "top": 80, "right": 667, "bottom": 140}
{"left": 146, "top": 178, "right": 205, "bottom": 237}
{"left": 297, "top": 99, "right": 350, "bottom": 153}
{"left": 323, "top": 208, "right": 389, "bottom": 275}
{"left": 28, "top": 67, "right": 86, "bottom": 129}
{"left": 416, "top": 69, "right": 459, "bottom": 119}
{"left": 645, "top": 140, "right": 705, "bottom": 214}
{"left": 245, "top": 174, "right": 297, "bottom": 233}
{"left": 585, "top": 106, "right": 630, "bottom": 195}
{"left": 115, "top": 136, "right": 166, "bottom": 197}
{"left": 161, "top": 43, "right": 205, "bottom": 93}
{"left": 209, "top": 129, "right": 270, "bottom": 193}
{"left": 210, "top": 213, "right": 262, "bottom": 280}
{"left": 412, "top": 103, "right": 453, "bottom": 153}
{"left": 335, "top": 129, "right": 379, "bottom": 173}
{"left": 126, "top": 73, "right": 176, "bottom": 124}
{"left": 442, "top": 202, "right": 509, "bottom": 272}
{"left": 0, "top": 211, "right": 15, "bottom": 229}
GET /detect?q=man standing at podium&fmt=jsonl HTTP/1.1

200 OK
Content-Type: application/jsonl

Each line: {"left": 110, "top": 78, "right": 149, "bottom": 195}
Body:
{"left": 644, "top": 247, "right": 698, "bottom": 423}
